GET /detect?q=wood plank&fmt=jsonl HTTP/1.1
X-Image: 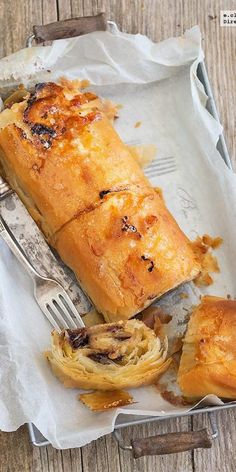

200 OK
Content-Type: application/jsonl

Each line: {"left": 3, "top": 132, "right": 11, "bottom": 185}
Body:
{"left": 117, "top": 418, "right": 193, "bottom": 472}
{"left": 42, "top": 0, "right": 58, "bottom": 24}
{"left": 71, "top": 0, "right": 84, "bottom": 18}
{"left": 193, "top": 409, "right": 236, "bottom": 472}
{"left": 182, "top": 0, "right": 236, "bottom": 167}
{"left": 0, "top": 426, "right": 33, "bottom": 472}
{"left": 81, "top": 433, "right": 121, "bottom": 472}
{"left": 57, "top": 0, "right": 71, "bottom": 20}
{"left": 0, "top": 0, "right": 42, "bottom": 57}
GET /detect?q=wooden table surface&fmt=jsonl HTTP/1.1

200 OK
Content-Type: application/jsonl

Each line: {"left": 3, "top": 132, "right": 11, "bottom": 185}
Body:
{"left": 0, "top": 1, "right": 235, "bottom": 471}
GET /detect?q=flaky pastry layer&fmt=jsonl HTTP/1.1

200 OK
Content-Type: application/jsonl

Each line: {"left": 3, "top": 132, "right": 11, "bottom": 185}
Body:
{"left": 46, "top": 319, "right": 171, "bottom": 390}
{"left": 178, "top": 296, "right": 236, "bottom": 399}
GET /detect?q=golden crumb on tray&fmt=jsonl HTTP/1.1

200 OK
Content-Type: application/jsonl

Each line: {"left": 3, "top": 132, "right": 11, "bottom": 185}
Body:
{"left": 79, "top": 390, "right": 134, "bottom": 411}
{"left": 191, "top": 235, "right": 222, "bottom": 287}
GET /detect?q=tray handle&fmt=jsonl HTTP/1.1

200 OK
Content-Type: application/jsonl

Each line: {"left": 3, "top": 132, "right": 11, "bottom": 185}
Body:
{"left": 114, "top": 412, "right": 218, "bottom": 458}
{"left": 30, "top": 13, "right": 107, "bottom": 45}
{"left": 131, "top": 429, "right": 211, "bottom": 458}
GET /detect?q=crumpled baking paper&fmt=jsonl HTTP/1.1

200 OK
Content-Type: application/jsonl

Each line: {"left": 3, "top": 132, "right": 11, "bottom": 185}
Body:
{"left": 0, "top": 25, "right": 235, "bottom": 449}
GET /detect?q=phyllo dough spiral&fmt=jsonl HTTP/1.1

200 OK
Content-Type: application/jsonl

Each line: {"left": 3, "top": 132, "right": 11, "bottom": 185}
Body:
{"left": 45, "top": 319, "right": 171, "bottom": 391}
{"left": 178, "top": 296, "right": 236, "bottom": 399}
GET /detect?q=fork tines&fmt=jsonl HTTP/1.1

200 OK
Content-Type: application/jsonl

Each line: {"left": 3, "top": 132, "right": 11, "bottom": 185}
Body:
{"left": 0, "top": 176, "right": 12, "bottom": 200}
{"left": 46, "top": 293, "right": 84, "bottom": 331}
{"left": 144, "top": 156, "right": 177, "bottom": 178}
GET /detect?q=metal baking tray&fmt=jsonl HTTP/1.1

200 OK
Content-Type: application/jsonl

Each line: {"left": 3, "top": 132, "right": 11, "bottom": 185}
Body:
{"left": 0, "top": 14, "right": 234, "bottom": 453}
{"left": 27, "top": 58, "right": 234, "bottom": 450}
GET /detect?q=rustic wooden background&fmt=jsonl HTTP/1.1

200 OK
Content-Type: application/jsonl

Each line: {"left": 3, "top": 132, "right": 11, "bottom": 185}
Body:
{"left": 0, "top": 1, "right": 235, "bottom": 471}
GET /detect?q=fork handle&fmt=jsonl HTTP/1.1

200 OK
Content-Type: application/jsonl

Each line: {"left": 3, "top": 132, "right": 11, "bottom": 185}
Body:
{"left": 0, "top": 217, "right": 41, "bottom": 280}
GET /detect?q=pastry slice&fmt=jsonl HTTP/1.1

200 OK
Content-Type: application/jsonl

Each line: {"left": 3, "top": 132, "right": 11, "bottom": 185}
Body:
{"left": 45, "top": 319, "right": 171, "bottom": 391}
{"left": 178, "top": 295, "right": 236, "bottom": 399}
{"left": 53, "top": 189, "right": 199, "bottom": 322}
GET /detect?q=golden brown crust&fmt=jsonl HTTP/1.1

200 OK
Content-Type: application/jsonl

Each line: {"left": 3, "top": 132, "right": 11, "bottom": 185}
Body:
{"left": 0, "top": 82, "right": 147, "bottom": 237}
{"left": 52, "top": 189, "right": 199, "bottom": 321}
{"left": 0, "top": 80, "right": 200, "bottom": 320}
{"left": 178, "top": 296, "right": 236, "bottom": 399}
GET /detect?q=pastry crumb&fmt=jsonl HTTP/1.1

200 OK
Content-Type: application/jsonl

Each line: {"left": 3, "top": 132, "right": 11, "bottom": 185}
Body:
{"left": 191, "top": 234, "right": 222, "bottom": 287}
{"left": 202, "top": 234, "right": 223, "bottom": 249}
{"left": 134, "top": 121, "right": 142, "bottom": 128}
{"left": 79, "top": 390, "right": 134, "bottom": 411}
{"left": 160, "top": 390, "right": 190, "bottom": 406}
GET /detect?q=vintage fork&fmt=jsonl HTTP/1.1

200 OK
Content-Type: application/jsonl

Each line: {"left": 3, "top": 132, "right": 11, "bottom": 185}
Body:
{"left": 0, "top": 177, "right": 12, "bottom": 199}
{"left": 0, "top": 151, "right": 177, "bottom": 332}
{"left": 0, "top": 212, "right": 85, "bottom": 332}
{"left": 125, "top": 142, "right": 177, "bottom": 178}
{"left": 144, "top": 156, "right": 177, "bottom": 178}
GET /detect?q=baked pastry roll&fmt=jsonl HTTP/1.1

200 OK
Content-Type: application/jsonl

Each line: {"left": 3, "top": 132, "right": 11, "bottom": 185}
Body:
{"left": 45, "top": 319, "right": 171, "bottom": 390}
{"left": 0, "top": 82, "right": 147, "bottom": 237}
{"left": 0, "top": 80, "right": 199, "bottom": 321}
{"left": 53, "top": 188, "right": 199, "bottom": 321}
{"left": 178, "top": 296, "right": 236, "bottom": 399}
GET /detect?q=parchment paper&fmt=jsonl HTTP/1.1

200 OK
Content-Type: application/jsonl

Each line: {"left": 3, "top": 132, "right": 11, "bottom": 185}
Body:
{"left": 0, "top": 26, "right": 235, "bottom": 448}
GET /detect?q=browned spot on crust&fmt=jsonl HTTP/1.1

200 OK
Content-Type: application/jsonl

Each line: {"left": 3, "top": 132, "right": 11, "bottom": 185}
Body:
{"left": 70, "top": 92, "right": 97, "bottom": 107}
{"left": 141, "top": 255, "right": 154, "bottom": 272}
{"left": 143, "top": 214, "right": 158, "bottom": 230}
{"left": 22, "top": 82, "right": 101, "bottom": 152}
{"left": 121, "top": 216, "right": 142, "bottom": 238}
{"left": 99, "top": 189, "right": 111, "bottom": 199}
